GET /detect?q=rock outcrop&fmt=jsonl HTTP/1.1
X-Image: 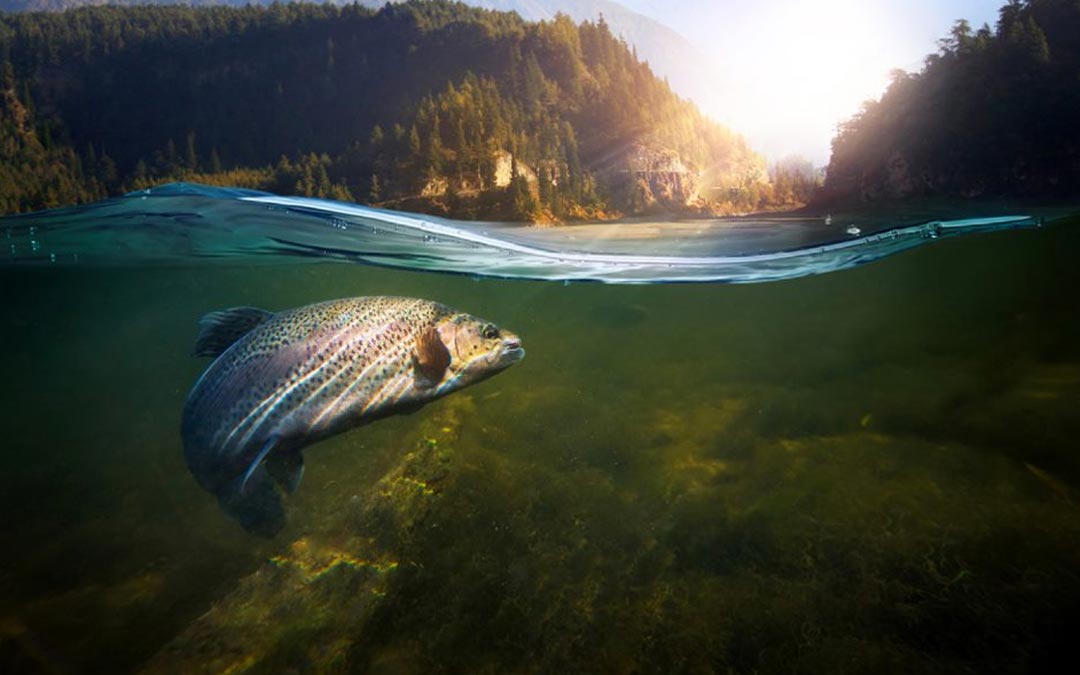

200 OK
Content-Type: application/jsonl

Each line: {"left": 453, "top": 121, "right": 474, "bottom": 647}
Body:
{"left": 604, "top": 143, "right": 702, "bottom": 213}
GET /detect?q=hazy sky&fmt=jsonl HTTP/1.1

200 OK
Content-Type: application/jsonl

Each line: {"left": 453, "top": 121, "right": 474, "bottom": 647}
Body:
{"left": 616, "top": 0, "right": 1005, "bottom": 163}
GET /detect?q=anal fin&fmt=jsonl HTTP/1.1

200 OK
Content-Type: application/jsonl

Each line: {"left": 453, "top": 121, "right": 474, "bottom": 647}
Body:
{"left": 266, "top": 449, "right": 305, "bottom": 494}
{"left": 221, "top": 466, "right": 285, "bottom": 538}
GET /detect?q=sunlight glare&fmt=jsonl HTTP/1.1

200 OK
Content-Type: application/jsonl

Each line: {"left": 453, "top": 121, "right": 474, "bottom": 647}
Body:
{"left": 708, "top": 0, "right": 904, "bottom": 162}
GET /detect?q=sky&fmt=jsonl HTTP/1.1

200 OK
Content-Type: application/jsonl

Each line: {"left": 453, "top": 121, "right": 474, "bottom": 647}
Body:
{"left": 615, "top": 0, "right": 1005, "bottom": 164}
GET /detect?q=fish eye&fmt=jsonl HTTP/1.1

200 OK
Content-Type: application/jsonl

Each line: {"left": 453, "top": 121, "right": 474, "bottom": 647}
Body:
{"left": 481, "top": 324, "right": 500, "bottom": 340}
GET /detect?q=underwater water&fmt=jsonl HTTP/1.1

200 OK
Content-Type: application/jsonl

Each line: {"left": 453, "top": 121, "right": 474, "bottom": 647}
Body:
{"left": 2, "top": 187, "right": 1079, "bottom": 673}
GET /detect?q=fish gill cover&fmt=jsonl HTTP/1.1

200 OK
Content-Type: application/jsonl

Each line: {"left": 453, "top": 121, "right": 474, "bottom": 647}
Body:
{"left": 0, "top": 183, "right": 1043, "bottom": 283}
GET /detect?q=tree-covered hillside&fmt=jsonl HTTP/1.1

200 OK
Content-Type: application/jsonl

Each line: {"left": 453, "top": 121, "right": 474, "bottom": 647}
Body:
{"left": 1, "top": 1, "right": 719, "bottom": 128}
{"left": 0, "top": 1, "right": 768, "bottom": 219}
{"left": 821, "top": 0, "right": 1080, "bottom": 205}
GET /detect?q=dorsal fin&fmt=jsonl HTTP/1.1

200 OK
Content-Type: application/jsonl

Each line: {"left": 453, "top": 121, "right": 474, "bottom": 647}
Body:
{"left": 193, "top": 306, "right": 274, "bottom": 357}
{"left": 413, "top": 324, "right": 451, "bottom": 389}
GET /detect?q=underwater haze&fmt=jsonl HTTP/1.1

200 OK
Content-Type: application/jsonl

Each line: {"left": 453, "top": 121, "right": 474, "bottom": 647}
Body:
{"left": 2, "top": 189, "right": 1080, "bottom": 673}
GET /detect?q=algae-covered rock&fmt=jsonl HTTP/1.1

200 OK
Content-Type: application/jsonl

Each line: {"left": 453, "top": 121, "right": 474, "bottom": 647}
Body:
{"left": 139, "top": 371, "right": 1080, "bottom": 674}
{"left": 140, "top": 403, "right": 465, "bottom": 675}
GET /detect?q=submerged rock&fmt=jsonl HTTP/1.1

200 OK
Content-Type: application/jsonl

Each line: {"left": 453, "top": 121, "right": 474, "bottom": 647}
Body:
{"left": 141, "top": 405, "right": 463, "bottom": 674}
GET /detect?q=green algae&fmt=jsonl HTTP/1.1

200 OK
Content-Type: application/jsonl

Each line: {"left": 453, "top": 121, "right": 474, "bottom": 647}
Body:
{"left": 334, "top": 415, "right": 1080, "bottom": 673}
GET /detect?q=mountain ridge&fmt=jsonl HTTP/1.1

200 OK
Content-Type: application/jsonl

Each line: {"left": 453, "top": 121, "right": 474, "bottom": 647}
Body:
{"left": 0, "top": 0, "right": 730, "bottom": 159}
{"left": 1, "top": 1, "right": 780, "bottom": 218}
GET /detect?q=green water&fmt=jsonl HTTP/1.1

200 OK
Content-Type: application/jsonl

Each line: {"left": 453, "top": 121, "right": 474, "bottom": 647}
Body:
{"left": 2, "top": 218, "right": 1080, "bottom": 673}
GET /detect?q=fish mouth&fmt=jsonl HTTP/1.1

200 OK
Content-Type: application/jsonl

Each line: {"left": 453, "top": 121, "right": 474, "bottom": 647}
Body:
{"left": 499, "top": 336, "right": 525, "bottom": 364}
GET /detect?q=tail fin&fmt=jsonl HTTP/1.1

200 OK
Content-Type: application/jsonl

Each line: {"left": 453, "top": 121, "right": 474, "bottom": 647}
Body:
{"left": 218, "top": 467, "right": 286, "bottom": 538}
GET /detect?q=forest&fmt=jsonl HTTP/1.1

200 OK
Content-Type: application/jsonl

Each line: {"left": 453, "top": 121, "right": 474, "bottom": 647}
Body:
{"left": 821, "top": 0, "right": 1080, "bottom": 205}
{"left": 0, "top": 1, "right": 789, "bottom": 220}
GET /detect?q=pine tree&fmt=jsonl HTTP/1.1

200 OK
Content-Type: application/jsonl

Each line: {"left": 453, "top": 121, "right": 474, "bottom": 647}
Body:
{"left": 369, "top": 172, "right": 382, "bottom": 202}
{"left": 185, "top": 131, "right": 198, "bottom": 171}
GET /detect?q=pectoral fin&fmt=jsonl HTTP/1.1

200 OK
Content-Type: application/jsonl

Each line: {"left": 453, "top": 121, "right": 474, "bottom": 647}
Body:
{"left": 413, "top": 324, "right": 451, "bottom": 389}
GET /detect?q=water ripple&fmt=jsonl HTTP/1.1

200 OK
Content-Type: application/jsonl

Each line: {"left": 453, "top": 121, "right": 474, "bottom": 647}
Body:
{"left": 0, "top": 183, "right": 1042, "bottom": 284}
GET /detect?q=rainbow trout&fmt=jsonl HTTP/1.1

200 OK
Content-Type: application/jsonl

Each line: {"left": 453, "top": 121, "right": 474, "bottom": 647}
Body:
{"left": 181, "top": 296, "right": 524, "bottom": 536}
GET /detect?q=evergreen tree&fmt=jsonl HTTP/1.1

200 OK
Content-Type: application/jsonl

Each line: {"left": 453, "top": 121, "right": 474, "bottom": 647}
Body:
{"left": 824, "top": 0, "right": 1080, "bottom": 204}
{"left": 0, "top": 0, "right": 769, "bottom": 218}
{"left": 185, "top": 131, "right": 198, "bottom": 172}
{"left": 369, "top": 172, "right": 382, "bottom": 202}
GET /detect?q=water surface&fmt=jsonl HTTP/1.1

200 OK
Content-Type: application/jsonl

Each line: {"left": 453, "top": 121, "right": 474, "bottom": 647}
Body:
{"left": 2, "top": 183, "right": 1043, "bottom": 282}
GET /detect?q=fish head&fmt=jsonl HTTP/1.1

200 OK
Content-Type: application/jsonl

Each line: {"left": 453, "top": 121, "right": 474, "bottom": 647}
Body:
{"left": 433, "top": 312, "right": 524, "bottom": 391}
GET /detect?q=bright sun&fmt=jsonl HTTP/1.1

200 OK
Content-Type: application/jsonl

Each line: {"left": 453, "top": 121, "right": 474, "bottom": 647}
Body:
{"left": 703, "top": 0, "right": 907, "bottom": 162}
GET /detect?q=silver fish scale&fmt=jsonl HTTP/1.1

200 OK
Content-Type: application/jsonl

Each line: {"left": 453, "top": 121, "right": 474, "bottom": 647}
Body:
{"left": 182, "top": 296, "right": 449, "bottom": 484}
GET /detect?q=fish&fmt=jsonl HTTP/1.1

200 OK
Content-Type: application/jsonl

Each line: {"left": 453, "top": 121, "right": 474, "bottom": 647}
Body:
{"left": 180, "top": 296, "right": 524, "bottom": 536}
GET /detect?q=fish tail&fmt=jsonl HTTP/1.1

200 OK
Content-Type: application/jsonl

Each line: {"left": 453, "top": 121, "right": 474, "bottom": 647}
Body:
{"left": 218, "top": 467, "right": 286, "bottom": 538}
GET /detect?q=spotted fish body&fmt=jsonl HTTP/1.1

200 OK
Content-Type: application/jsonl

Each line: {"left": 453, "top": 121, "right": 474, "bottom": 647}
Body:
{"left": 181, "top": 296, "right": 524, "bottom": 536}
